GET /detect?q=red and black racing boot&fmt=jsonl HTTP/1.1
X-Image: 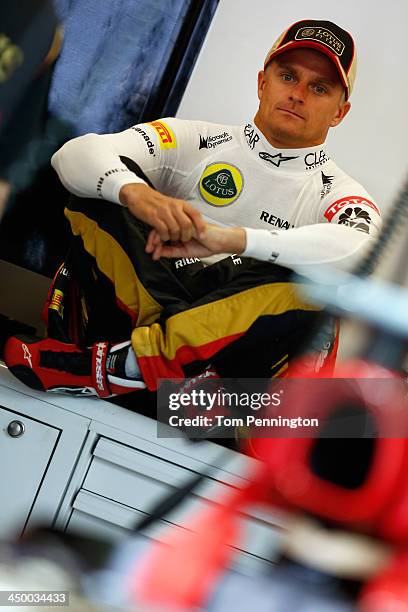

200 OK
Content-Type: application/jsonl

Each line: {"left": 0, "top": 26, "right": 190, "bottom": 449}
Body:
{"left": 3, "top": 336, "right": 146, "bottom": 397}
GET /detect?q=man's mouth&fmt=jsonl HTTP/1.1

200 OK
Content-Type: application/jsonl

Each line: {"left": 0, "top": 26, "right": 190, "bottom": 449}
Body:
{"left": 277, "top": 108, "right": 305, "bottom": 120}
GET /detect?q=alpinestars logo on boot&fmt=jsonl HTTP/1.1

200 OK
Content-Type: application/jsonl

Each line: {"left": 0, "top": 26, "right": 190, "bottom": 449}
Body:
{"left": 22, "top": 344, "right": 33, "bottom": 368}
{"left": 199, "top": 163, "right": 243, "bottom": 207}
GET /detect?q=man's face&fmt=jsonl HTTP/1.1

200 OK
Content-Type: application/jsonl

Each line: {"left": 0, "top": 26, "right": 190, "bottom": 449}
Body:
{"left": 254, "top": 48, "right": 351, "bottom": 148}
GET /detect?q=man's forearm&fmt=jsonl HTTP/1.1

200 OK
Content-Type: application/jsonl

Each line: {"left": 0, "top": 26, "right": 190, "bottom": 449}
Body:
{"left": 242, "top": 224, "right": 372, "bottom": 273}
{"left": 149, "top": 218, "right": 373, "bottom": 275}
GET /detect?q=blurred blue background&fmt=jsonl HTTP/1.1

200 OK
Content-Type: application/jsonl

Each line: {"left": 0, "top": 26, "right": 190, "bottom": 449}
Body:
{"left": 0, "top": 0, "right": 218, "bottom": 274}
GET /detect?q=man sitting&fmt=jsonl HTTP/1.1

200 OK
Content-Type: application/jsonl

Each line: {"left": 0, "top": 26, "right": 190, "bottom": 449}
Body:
{"left": 4, "top": 20, "right": 380, "bottom": 398}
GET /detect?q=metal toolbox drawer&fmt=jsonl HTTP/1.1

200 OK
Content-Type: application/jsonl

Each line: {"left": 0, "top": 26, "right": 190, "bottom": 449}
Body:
{"left": 0, "top": 405, "right": 59, "bottom": 537}
{"left": 83, "top": 436, "right": 233, "bottom": 511}
{"left": 69, "top": 489, "right": 278, "bottom": 574}
{"left": 79, "top": 437, "right": 282, "bottom": 567}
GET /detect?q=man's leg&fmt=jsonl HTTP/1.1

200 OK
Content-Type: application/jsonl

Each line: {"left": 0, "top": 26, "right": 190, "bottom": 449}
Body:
{"left": 130, "top": 258, "right": 324, "bottom": 389}
{"left": 4, "top": 195, "right": 209, "bottom": 396}
{"left": 4, "top": 196, "right": 331, "bottom": 395}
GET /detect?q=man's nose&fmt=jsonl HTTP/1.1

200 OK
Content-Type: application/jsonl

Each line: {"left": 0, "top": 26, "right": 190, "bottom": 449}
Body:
{"left": 289, "top": 81, "right": 307, "bottom": 104}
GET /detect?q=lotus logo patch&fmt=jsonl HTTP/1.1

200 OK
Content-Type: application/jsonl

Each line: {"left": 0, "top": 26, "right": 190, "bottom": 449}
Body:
{"left": 295, "top": 27, "right": 345, "bottom": 56}
{"left": 199, "top": 163, "right": 243, "bottom": 207}
{"left": 301, "top": 28, "right": 315, "bottom": 37}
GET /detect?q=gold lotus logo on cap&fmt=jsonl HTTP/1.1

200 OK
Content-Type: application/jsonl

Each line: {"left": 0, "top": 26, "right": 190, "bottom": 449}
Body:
{"left": 295, "top": 27, "right": 345, "bottom": 56}
{"left": 302, "top": 29, "right": 315, "bottom": 37}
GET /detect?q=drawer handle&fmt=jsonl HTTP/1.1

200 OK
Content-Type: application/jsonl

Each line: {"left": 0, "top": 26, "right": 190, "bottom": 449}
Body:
{"left": 7, "top": 420, "right": 25, "bottom": 437}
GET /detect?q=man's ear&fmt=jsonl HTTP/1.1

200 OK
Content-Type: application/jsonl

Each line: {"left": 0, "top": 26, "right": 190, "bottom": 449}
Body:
{"left": 257, "top": 69, "right": 266, "bottom": 101}
{"left": 331, "top": 100, "right": 351, "bottom": 127}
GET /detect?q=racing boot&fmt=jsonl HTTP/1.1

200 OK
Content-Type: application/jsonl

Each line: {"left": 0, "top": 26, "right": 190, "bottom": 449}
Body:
{"left": 3, "top": 335, "right": 145, "bottom": 397}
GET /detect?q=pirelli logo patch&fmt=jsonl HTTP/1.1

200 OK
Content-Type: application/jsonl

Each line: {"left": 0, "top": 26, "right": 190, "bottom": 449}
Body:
{"left": 49, "top": 289, "right": 64, "bottom": 317}
{"left": 149, "top": 120, "right": 177, "bottom": 149}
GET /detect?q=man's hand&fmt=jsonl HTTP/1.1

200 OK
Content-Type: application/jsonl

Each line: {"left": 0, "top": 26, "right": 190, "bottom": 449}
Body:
{"left": 145, "top": 223, "right": 247, "bottom": 261}
{"left": 119, "top": 183, "right": 205, "bottom": 242}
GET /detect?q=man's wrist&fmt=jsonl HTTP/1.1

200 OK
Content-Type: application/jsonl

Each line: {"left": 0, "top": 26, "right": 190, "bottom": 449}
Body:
{"left": 225, "top": 227, "right": 246, "bottom": 254}
{"left": 119, "top": 182, "right": 147, "bottom": 206}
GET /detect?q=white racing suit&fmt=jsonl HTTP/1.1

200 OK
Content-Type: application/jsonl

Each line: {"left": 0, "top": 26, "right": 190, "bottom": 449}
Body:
{"left": 48, "top": 118, "right": 381, "bottom": 389}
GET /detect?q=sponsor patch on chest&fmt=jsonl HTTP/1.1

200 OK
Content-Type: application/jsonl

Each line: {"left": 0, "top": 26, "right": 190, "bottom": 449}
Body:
{"left": 199, "top": 162, "right": 244, "bottom": 207}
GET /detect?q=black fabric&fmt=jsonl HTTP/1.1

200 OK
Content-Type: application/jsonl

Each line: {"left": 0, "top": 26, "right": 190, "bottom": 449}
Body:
{"left": 39, "top": 348, "right": 91, "bottom": 375}
{"left": 119, "top": 156, "right": 155, "bottom": 189}
{"left": 212, "top": 312, "right": 318, "bottom": 379}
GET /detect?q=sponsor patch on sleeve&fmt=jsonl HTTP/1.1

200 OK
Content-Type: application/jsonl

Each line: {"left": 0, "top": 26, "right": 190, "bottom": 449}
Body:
{"left": 337, "top": 206, "right": 372, "bottom": 234}
{"left": 324, "top": 196, "right": 380, "bottom": 235}
{"left": 148, "top": 120, "right": 177, "bottom": 150}
{"left": 324, "top": 196, "right": 380, "bottom": 221}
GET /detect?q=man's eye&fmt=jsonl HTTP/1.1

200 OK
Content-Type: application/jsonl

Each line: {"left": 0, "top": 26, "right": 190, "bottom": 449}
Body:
{"left": 314, "top": 85, "right": 327, "bottom": 94}
{"left": 281, "top": 73, "right": 294, "bottom": 82}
